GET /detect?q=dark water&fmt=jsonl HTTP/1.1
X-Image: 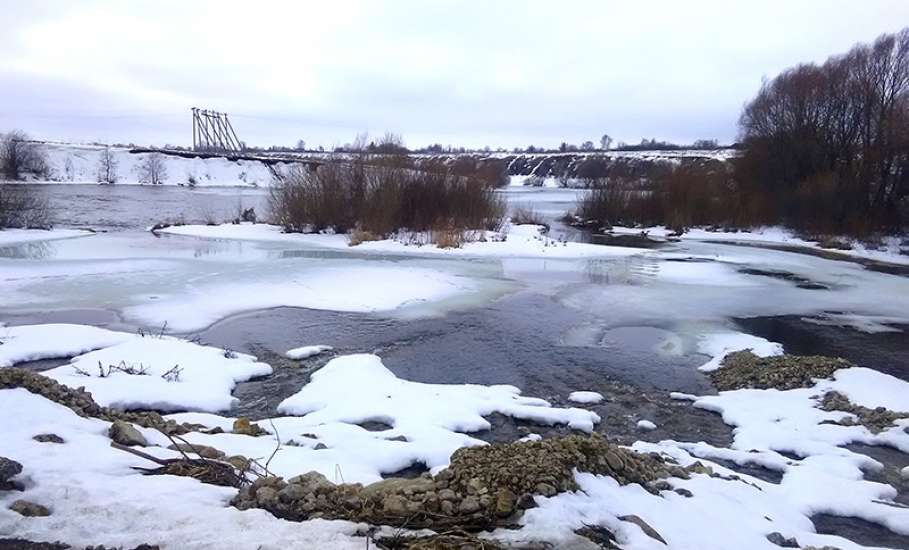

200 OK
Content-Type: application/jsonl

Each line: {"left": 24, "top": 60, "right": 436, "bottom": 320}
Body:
{"left": 29, "top": 183, "right": 269, "bottom": 230}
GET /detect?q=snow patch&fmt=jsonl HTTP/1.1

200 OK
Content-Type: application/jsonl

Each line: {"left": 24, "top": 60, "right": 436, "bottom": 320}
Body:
{"left": 696, "top": 332, "right": 784, "bottom": 372}
{"left": 286, "top": 345, "right": 333, "bottom": 360}
{"left": 636, "top": 420, "right": 656, "bottom": 431}
{"left": 0, "top": 324, "right": 135, "bottom": 368}
{"left": 568, "top": 391, "right": 604, "bottom": 404}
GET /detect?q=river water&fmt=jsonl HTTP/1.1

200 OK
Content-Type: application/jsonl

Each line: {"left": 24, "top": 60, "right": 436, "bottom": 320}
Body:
{"left": 3, "top": 183, "right": 909, "bottom": 546}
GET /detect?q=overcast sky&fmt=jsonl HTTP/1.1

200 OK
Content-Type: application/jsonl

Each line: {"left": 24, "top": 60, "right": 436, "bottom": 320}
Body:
{"left": 1, "top": 1, "right": 908, "bottom": 150}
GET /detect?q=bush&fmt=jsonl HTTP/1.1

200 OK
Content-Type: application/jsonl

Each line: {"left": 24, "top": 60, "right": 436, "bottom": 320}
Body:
{"left": 269, "top": 156, "right": 505, "bottom": 245}
{"left": 1, "top": 130, "right": 48, "bottom": 181}
{"left": 0, "top": 184, "right": 50, "bottom": 228}
{"left": 510, "top": 207, "right": 547, "bottom": 227}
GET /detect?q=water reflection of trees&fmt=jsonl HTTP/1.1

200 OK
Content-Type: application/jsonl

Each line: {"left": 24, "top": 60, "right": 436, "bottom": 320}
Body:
{"left": 583, "top": 257, "right": 658, "bottom": 285}
{"left": 0, "top": 240, "right": 55, "bottom": 260}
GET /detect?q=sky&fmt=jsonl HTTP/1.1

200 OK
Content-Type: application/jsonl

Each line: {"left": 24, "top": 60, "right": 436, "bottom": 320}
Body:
{"left": 1, "top": 1, "right": 908, "bottom": 150}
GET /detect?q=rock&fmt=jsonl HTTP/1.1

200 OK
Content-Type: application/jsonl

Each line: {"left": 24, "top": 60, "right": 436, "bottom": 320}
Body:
{"left": 255, "top": 487, "right": 279, "bottom": 506}
{"left": 438, "top": 488, "right": 457, "bottom": 501}
{"left": 382, "top": 494, "right": 409, "bottom": 516}
{"left": 0, "top": 457, "right": 23, "bottom": 482}
{"left": 517, "top": 493, "right": 537, "bottom": 510}
{"left": 32, "top": 434, "right": 65, "bottom": 444}
{"left": 232, "top": 417, "right": 265, "bottom": 436}
{"left": 534, "top": 482, "right": 557, "bottom": 497}
{"left": 604, "top": 451, "right": 625, "bottom": 471}
{"left": 440, "top": 500, "right": 455, "bottom": 515}
{"left": 766, "top": 532, "right": 799, "bottom": 548}
{"left": 458, "top": 496, "right": 481, "bottom": 515}
{"left": 108, "top": 420, "right": 147, "bottom": 447}
{"left": 288, "top": 472, "right": 334, "bottom": 495}
{"left": 618, "top": 514, "right": 666, "bottom": 544}
{"left": 227, "top": 455, "right": 250, "bottom": 470}
{"left": 494, "top": 488, "right": 517, "bottom": 517}
{"left": 674, "top": 488, "right": 693, "bottom": 498}
{"left": 710, "top": 351, "right": 849, "bottom": 391}
{"left": 278, "top": 483, "right": 309, "bottom": 503}
{"left": 167, "top": 443, "right": 225, "bottom": 460}
{"left": 361, "top": 477, "right": 433, "bottom": 500}
{"left": 313, "top": 443, "right": 328, "bottom": 450}
{"left": 10, "top": 500, "right": 50, "bottom": 517}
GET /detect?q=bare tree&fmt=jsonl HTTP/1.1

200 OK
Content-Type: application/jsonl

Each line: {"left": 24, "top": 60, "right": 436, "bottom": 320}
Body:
{"left": 600, "top": 134, "right": 613, "bottom": 151}
{"left": 0, "top": 185, "right": 49, "bottom": 228}
{"left": 137, "top": 153, "right": 168, "bottom": 185}
{"left": 97, "top": 147, "right": 119, "bottom": 184}
{"left": 1, "top": 130, "right": 48, "bottom": 181}
{"left": 581, "top": 141, "right": 595, "bottom": 151}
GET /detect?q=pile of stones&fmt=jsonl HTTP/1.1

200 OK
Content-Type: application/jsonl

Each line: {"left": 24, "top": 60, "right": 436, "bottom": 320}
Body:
{"left": 232, "top": 434, "right": 689, "bottom": 531}
{"left": 709, "top": 351, "right": 850, "bottom": 391}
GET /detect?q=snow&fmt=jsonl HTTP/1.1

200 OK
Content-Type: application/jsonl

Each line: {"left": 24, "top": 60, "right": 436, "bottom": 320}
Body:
{"left": 567, "top": 391, "right": 604, "bottom": 404}
{"left": 0, "top": 228, "right": 93, "bottom": 246}
{"left": 669, "top": 392, "right": 698, "bottom": 401}
{"left": 818, "top": 367, "right": 909, "bottom": 412}
{"left": 26, "top": 142, "right": 303, "bottom": 187}
{"left": 902, "top": 466, "right": 909, "bottom": 480}
{"left": 158, "top": 222, "right": 647, "bottom": 259}
{"left": 610, "top": 225, "right": 909, "bottom": 266}
{"left": 276, "top": 354, "right": 600, "bottom": 476}
{"left": 124, "top": 265, "right": 477, "bottom": 332}
{"left": 0, "top": 323, "right": 135, "bottom": 368}
{"left": 286, "top": 344, "right": 333, "bottom": 360}
{"left": 695, "top": 332, "right": 784, "bottom": 372}
{"left": 0, "top": 388, "right": 365, "bottom": 549}
{"left": 42, "top": 335, "right": 272, "bottom": 412}
{"left": 636, "top": 420, "right": 656, "bottom": 431}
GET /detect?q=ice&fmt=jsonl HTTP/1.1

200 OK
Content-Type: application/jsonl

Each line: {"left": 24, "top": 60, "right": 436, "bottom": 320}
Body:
{"left": 568, "top": 391, "right": 604, "bottom": 404}
{"left": 124, "top": 265, "right": 479, "bottom": 332}
{"left": 0, "top": 323, "right": 135, "bottom": 368}
{"left": 636, "top": 420, "right": 656, "bottom": 431}
{"left": 0, "top": 228, "right": 92, "bottom": 246}
{"left": 286, "top": 344, "right": 333, "bottom": 360}
{"left": 696, "top": 332, "right": 783, "bottom": 372}
{"left": 43, "top": 335, "right": 272, "bottom": 412}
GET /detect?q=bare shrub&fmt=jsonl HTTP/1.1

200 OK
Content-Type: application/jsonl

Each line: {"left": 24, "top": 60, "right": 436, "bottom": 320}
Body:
{"left": 431, "top": 227, "right": 466, "bottom": 249}
{"left": 97, "top": 147, "right": 119, "bottom": 184}
{"left": 269, "top": 153, "right": 505, "bottom": 240}
{"left": 1, "top": 130, "right": 48, "bottom": 181}
{"left": 348, "top": 229, "right": 382, "bottom": 246}
{"left": 510, "top": 207, "right": 546, "bottom": 227}
{"left": 137, "top": 153, "right": 168, "bottom": 185}
{"left": 0, "top": 184, "right": 50, "bottom": 228}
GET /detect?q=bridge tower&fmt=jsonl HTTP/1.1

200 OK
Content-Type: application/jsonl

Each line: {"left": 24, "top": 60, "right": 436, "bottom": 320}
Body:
{"left": 191, "top": 108, "right": 244, "bottom": 152}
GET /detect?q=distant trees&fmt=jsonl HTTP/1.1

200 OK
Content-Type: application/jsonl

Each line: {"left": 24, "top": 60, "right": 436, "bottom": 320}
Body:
{"left": 295, "top": 139, "right": 306, "bottom": 151}
{"left": 96, "top": 147, "right": 119, "bottom": 184}
{"left": 1, "top": 130, "right": 48, "bottom": 181}
{"left": 581, "top": 141, "right": 595, "bottom": 151}
{"left": 600, "top": 134, "right": 613, "bottom": 150}
{"left": 137, "top": 153, "right": 167, "bottom": 185}
{"left": 736, "top": 27, "right": 909, "bottom": 233}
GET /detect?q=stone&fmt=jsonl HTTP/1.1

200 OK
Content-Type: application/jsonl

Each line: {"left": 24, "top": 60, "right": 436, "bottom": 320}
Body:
{"left": 167, "top": 443, "right": 225, "bottom": 460}
{"left": 108, "top": 420, "right": 147, "bottom": 447}
{"left": 255, "top": 487, "right": 279, "bottom": 506}
{"left": 710, "top": 351, "right": 848, "bottom": 391}
{"left": 618, "top": 514, "right": 666, "bottom": 544}
{"left": 604, "top": 451, "right": 625, "bottom": 471}
{"left": 232, "top": 417, "right": 265, "bottom": 436}
{"left": 458, "top": 496, "right": 481, "bottom": 514}
{"left": 278, "top": 483, "right": 309, "bottom": 503}
{"left": 288, "top": 472, "right": 334, "bottom": 495}
{"left": 766, "top": 532, "right": 799, "bottom": 548}
{"left": 32, "top": 434, "right": 65, "bottom": 444}
{"left": 517, "top": 493, "right": 537, "bottom": 510}
{"left": 227, "top": 455, "right": 250, "bottom": 470}
{"left": 382, "top": 494, "right": 409, "bottom": 516}
{"left": 10, "top": 499, "right": 50, "bottom": 517}
{"left": 535, "top": 482, "right": 557, "bottom": 497}
{"left": 0, "top": 457, "right": 23, "bottom": 482}
{"left": 438, "top": 488, "right": 457, "bottom": 501}
{"left": 440, "top": 500, "right": 455, "bottom": 515}
{"left": 674, "top": 488, "right": 693, "bottom": 498}
{"left": 494, "top": 488, "right": 517, "bottom": 518}
{"left": 361, "top": 477, "right": 433, "bottom": 500}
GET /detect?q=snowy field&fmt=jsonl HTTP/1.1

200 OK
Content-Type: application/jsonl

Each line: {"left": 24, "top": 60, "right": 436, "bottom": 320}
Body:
{"left": 1, "top": 187, "right": 909, "bottom": 549}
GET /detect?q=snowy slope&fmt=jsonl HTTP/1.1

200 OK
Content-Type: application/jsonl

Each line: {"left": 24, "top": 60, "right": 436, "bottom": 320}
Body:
{"left": 16, "top": 142, "right": 303, "bottom": 187}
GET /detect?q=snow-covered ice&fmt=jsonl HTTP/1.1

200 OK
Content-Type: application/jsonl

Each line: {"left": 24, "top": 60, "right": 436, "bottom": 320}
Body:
{"left": 41, "top": 334, "right": 272, "bottom": 412}
{"left": 695, "top": 332, "right": 784, "bottom": 372}
{"left": 0, "top": 228, "right": 93, "bottom": 246}
{"left": 567, "top": 391, "right": 604, "bottom": 404}
{"left": 0, "top": 323, "right": 135, "bottom": 368}
{"left": 286, "top": 344, "right": 333, "bottom": 360}
{"left": 159, "top": 222, "right": 647, "bottom": 259}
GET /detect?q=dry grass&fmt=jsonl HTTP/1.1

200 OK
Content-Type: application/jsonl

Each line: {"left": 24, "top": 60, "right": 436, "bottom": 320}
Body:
{"left": 348, "top": 229, "right": 382, "bottom": 246}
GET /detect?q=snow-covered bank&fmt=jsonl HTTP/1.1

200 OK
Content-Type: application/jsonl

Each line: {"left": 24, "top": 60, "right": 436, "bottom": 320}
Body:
{"left": 610, "top": 225, "right": 909, "bottom": 266}
{"left": 0, "top": 228, "right": 93, "bottom": 246}
{"left": 14, "top": 142, "right": 302, "bottom": 187}
{"left": 158, "top": 222, "right": 645, "bottom": 259}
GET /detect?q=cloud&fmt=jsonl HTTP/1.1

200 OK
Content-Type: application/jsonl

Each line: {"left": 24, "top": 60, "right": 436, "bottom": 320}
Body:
{"left": 1, "top": 0, "right": 908, "bottom": 148}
